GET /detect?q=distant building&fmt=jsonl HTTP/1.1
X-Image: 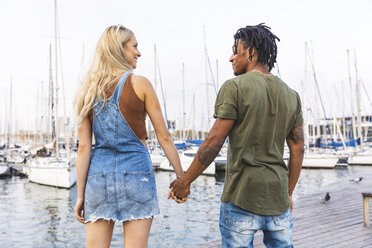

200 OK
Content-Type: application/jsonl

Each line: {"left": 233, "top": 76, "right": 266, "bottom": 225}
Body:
{"left": 307, "top": 114, "right": 372, "bottom": 144}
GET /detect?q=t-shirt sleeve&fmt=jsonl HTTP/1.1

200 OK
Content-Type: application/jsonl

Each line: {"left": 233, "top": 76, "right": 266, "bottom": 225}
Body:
{"left": 292, "top": 92, "right": 303, "bottom": 129}
{"left": 213, "top": 80, "right": 238, "bottom": 120}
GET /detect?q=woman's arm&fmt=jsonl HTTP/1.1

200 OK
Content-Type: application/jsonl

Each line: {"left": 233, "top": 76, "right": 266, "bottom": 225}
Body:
{"left": 74, "top": 117, "right": 92, "bottom": 223}
{"left": 134, "top": 75, "right": 183, "bottom": 178}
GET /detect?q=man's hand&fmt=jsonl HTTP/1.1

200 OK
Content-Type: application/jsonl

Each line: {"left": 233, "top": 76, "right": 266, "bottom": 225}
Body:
{"left": 168, "top": 178, "right": 190, "bottom": 203}
{"left": 289, "top": 195, "right": 293, "bottom": 212}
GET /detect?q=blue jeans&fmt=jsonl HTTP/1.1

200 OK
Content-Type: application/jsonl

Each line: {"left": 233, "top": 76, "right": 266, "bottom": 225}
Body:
{"left": 219, "top": 202, "right": 293, "bottom": 248}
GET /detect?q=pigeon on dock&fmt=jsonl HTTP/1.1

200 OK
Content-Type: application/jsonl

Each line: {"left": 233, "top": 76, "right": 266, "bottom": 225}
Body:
{"left": 349, "top": 177, "right": 363, "bottom": 183}
{"left": 321, "top": 192, "right": 330, "bottom": 205}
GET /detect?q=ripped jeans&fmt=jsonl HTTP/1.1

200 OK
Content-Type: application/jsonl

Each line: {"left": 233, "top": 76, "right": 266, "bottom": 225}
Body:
{"left": 219, "top": 202, "right": 293, "bottom": 248}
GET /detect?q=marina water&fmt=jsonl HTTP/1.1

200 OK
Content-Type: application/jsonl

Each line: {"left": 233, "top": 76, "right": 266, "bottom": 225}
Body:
{"left": 0, "top": 166, "right": 370, "bottom": 247}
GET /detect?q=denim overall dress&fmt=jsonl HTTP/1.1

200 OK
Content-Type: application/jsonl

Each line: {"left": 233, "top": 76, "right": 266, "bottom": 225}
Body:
{"left": 84, "top": 72, "right": 160, "bottom": 223}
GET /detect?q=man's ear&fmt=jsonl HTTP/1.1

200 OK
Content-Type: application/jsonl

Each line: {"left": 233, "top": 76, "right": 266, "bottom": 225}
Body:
{"left": 248, "top": 47, "right": 256, "bottom": 57}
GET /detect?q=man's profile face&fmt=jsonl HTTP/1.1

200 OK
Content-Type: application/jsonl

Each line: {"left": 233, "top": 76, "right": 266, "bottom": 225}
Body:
{"left": 229, "top": 39, "right": 248, "bottom": 76}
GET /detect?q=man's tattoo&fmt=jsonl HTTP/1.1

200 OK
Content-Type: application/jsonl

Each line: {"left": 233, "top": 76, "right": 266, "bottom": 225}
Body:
{"left": 288, "top": 126, "right": 304, "bottom": 144}
{"left": 197, "top": 146, "right": 220, "bottom": 167}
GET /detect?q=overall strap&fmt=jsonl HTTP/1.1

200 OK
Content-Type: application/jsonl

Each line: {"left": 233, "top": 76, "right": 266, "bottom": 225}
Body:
{"left": 112, "top": 71, "right": 132, "bottom": 105}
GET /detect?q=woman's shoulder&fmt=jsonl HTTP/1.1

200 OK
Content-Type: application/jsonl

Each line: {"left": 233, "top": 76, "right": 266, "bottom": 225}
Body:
{"left": 132, "top": 74, "right": 154, "bottom": 90}
{"left": 132, "top": 74, "right": 150, "bottom": 84}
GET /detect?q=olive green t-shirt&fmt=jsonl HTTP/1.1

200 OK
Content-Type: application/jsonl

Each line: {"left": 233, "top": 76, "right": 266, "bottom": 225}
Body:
{"left": 214, "top": 71, "right": 303, "bottom": 215}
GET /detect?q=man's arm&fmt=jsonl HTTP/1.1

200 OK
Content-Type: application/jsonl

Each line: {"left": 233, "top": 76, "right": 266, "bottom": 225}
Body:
{"left": 169, "top": 118, "right": 235, "bottom": 200}
{"left": 286, "top": 125, "right": 304, "bottom": 210}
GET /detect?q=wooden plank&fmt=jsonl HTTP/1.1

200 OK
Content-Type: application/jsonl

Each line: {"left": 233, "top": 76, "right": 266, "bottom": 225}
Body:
{"left": 295, "top": 225, "right": 370, "bottom": 247}
{"left": 327, "top": 231, "right": 372, "bottom": 248}
{"left": 199, "top": 171, "right": 372, "bottom": 247}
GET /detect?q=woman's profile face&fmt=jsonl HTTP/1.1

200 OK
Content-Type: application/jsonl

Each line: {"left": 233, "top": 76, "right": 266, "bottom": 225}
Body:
{"left": 124, "top": 36, "right": 141, "bottom": 69}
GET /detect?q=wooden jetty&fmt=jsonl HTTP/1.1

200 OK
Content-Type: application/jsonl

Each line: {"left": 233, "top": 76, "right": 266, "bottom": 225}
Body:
{"left": 198, "top": 171, "right": 372, "bottom": 247}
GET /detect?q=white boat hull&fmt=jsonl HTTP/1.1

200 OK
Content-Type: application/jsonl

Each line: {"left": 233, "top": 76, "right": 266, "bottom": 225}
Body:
{"left": 28, "top": 158, "right": 76, "bottom": 188}
{"left": 348, "top": 155, "right": 372, "bottom": 165}
{"left": 284, "top": 154, "right": 339, "bottom": 168}
{"left": 302, "top": 155, "right": 339, "bottom": 168}
{"left": 0, "top": 163, "right": 11, "bottom": 176}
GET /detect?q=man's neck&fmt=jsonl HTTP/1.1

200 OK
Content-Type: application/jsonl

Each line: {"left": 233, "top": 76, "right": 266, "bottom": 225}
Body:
{"left": 247, "top": 64, "right": 271, "bottom": 75}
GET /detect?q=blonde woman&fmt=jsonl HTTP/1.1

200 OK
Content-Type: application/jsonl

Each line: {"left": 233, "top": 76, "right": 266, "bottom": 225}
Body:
{"left": 73, "top": 25, "right": 184, "bottom": 248}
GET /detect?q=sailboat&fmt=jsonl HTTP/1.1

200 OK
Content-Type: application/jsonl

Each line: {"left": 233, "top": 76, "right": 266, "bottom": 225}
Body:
{"left": 346, "top": 51, "right": 372, "bottom": 165}
{"left": 299, "top": 42, "right": 343, "bottom": 169}
{"left": 28, "top": 155, "right": 76, "bottom": 188}
{"left": 0, "top": 155, "right": 10, "bottom": 177}
{"left": 27, "top": 0, "right": 76, "bottom": 188}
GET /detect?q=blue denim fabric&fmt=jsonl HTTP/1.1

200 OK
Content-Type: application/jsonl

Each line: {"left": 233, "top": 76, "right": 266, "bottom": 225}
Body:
{"left": 84, "top": 72, "right": 160, "bottom": 223}
{"left": 219, "top": 202, "right": 293, "bottom": 248}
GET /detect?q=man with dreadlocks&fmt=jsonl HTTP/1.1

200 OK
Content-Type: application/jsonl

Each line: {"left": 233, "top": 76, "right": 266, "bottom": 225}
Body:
{"left": 169, "top": 23, "right": 304, "bottom": 247}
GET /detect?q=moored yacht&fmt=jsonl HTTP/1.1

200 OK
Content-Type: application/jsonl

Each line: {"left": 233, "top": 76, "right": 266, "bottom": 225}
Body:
{"left": 27, "top": 155, "right": 76, "bottom": 188}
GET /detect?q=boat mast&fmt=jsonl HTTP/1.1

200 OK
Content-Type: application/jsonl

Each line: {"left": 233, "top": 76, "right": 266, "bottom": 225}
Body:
{"left": 155, "top": 45, "right": 169, "bottom": 129}
{"left": 56, "top": 17, "right": 68, "bottom": 156}
{"left": 149, "top": 44, "right": 157, "bottom": 140}
{"left": 341, "top": 81, "right": 347, "bottom": 142}
{"left": 353, "top": 51, "right": 363, "bottom": 147}
{"left": 40, "top": 81, "right": 45, "bottom": 143}
{"left": 306, "top": 44, "right": 333, "bottom": 142}
{"left": 35, "top": 82, "right": 40, "bottom": 146}
{"left": 3, "top": 87, "right": 6, "bottom": 147}
{"left": 192, "top": 94, "right": 198, "bottom": 140}
{"left": 182, "top": 62, "right": 186, "bottom": 140}
{"left": 54, "top": 0, "right": 59, "bottom": 159}
{"left": 203, "top": 25, "right": 210, "bottom": 130}
{"left": 49, "top": 44, "right": 55, "bottom": 144}
{"left": 360, "top": 79, "right": 372, "bottom": 140}
{"left": 216, "top": 59, "right": 219, "bottom": 90}
{"left": 304, "top": 42, "right": 309, "bottom": 151}
{"left": 346, "top": 49, "right": 357, "bottom": 143}
{"left": 7, "top": 78, "right": 12, "bottom": 149}
{"left": 154, "top": 44, "right": 158, "bottom": 93}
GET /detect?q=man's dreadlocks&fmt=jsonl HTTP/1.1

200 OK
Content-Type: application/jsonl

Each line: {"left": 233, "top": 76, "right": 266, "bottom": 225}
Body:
{"left": 233, "top": 23, "right": 280, "bottom": 71}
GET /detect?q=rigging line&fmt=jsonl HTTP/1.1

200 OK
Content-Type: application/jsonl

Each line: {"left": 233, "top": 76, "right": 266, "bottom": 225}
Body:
{"left": 360, "top": 79, "right": 372, "bottom": 110}
{"left": 155, "top": 51, "right": 169, "bottom": 129}
{"left": 333, "top": 84, "right": 346, "bottom": 118}
{"left": 56, "top": 13, "right": 67, "bottom": 123}
{"left": 306, "top": 44, "right": 333, "bottom": 140}
{"left": 333, "top": 84, "right": 347, "bottom": 147}
{"left": 206, "top": 54, "right": 217, "bottom": 95}
{"left": 306, "top": 105, "right": 319, "bottom": 130}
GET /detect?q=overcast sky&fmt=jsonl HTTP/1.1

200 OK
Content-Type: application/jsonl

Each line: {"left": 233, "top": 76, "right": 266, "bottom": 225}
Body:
{"left": 1, "top": 0, "right": 371, "bottom": 133}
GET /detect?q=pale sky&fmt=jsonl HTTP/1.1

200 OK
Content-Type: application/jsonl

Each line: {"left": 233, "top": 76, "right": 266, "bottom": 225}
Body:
{"left": 1, "top": 0, "right": 371, "bottom": 133}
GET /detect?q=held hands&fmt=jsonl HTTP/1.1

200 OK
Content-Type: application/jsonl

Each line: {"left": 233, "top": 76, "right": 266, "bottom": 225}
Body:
{"left": 168, "top": 178, "right": 190, "bottom": 203}
{"left": 74, "top": 197, "right": 86, "bottom": 224}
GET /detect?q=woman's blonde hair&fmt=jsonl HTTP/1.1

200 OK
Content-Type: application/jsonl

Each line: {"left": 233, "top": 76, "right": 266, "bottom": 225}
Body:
{"left": 74, "top": 25, "right": 134, "bottom": 126}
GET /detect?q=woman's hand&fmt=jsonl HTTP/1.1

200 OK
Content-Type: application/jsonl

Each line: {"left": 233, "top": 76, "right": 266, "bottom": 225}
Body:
{"left": 168, "top": 178, "right": 190, "bottom": 203}
{"left": 168, "top": 187, "right": 189, "bottom": 204}
{"left": 74, "top": 197, "right": 85, "bottom": 224}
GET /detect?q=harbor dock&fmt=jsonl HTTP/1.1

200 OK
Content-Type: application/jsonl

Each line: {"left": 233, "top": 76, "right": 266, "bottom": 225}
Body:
{"left": 198, "top": 170, "right": 372, "bottom": 247}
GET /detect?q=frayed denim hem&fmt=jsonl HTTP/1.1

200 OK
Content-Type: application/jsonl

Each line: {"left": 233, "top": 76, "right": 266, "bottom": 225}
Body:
{"left": 84, "top": 213, "right": 160, "bottom": 224}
